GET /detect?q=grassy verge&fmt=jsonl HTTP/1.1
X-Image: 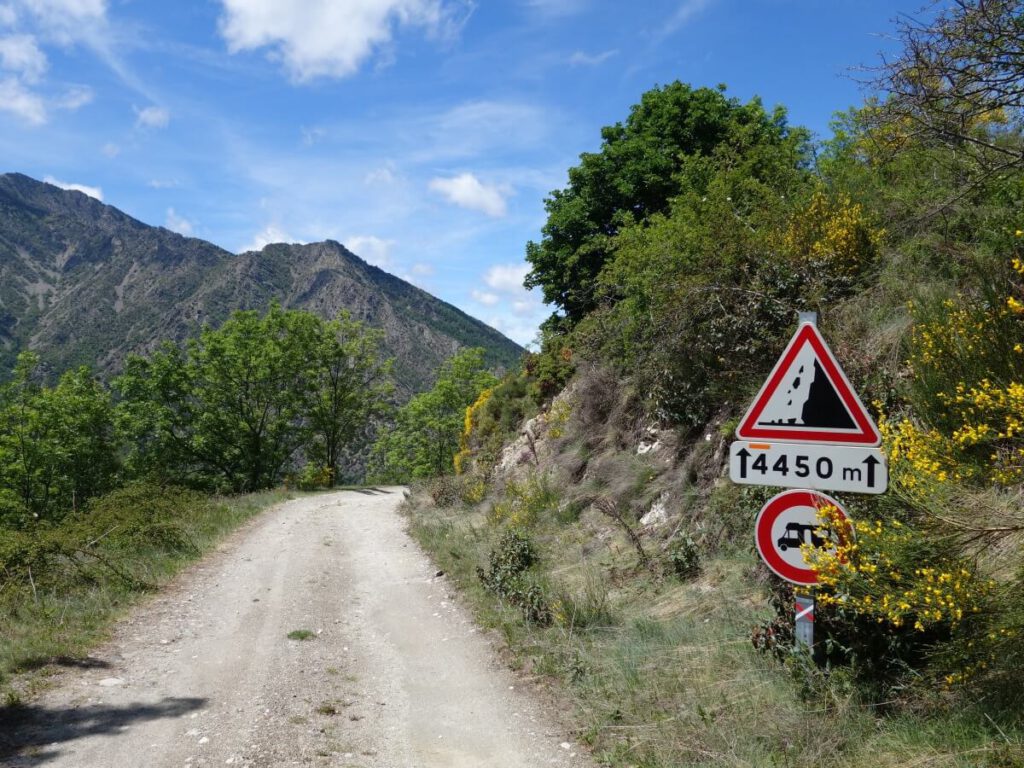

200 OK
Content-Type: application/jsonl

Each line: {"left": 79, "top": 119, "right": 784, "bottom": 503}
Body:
{"left": 404, "top": 483, "right": 1024, "bottom": 768}
{"left": 0, "top": 484, "right": 293, "bottom": 703}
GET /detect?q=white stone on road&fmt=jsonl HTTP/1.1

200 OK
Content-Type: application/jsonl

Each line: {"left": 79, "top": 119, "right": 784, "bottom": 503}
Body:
{"left": 5, "top": 489, "right": 588, "bottom": 767}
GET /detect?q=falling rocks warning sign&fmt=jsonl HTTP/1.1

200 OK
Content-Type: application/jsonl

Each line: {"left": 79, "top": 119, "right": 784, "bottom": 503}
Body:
{"left": 736, "top": 322, "right": 881, "bottom": 446}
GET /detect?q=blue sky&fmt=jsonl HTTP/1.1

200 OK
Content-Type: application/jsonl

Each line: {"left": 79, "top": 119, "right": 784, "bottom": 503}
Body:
{"left": 0, "top": 0, "right": 921, "bottom": 346}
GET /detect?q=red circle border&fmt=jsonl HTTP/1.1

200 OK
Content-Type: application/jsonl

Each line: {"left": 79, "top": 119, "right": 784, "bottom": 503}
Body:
{"left": 754, "top": 489, "right": 850, "bottom": 586}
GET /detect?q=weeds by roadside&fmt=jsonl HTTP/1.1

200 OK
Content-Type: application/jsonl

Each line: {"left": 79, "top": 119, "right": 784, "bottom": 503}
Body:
{"left": 0, "top": 484, "right": 291, "bottom": 701}
{"left": 403, "top": 476, "right": 1024, "bottom": 768}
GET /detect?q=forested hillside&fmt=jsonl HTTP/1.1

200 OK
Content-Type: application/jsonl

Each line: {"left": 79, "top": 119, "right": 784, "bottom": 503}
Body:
{"left": 404, "top": 3, "right": 1024, "bottom": 765}
{"left": 0, "top": 173, "right": 521, "bottom": 395}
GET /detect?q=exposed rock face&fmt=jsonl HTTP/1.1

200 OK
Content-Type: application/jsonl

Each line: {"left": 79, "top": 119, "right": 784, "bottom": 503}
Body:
{"left": 0, "top": 173, "right": 522, "bottom": 395}
{"left": 494, "top": 382, "right": 582, "bottom": 483}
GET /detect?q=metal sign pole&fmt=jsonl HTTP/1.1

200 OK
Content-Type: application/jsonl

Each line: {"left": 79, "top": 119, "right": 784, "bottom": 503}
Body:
{"left": 794, "top": 592, "right": 814, "bottom": 649}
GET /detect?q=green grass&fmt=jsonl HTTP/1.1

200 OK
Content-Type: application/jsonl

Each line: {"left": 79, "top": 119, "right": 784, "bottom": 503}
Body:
{"left": 403, "top": 489, "right": 1024, "bottom": 768}
{"left": 0, "top": 486, "right": 293, "bottom": 700}
{"left": 287, "top": 629, "right": 316, "bottom": 641}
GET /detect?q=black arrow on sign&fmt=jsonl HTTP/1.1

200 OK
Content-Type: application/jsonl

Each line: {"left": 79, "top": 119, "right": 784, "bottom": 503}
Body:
{"left": 736, "top": 447, "right": 750, "bottom": 478}
{"left": 862, "top": 455, "right": 880, "bottom": 487}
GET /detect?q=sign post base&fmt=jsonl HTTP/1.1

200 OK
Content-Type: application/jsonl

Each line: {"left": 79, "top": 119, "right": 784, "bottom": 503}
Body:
{"left": 794, "top": 593, "right": 814, "bottom": 649}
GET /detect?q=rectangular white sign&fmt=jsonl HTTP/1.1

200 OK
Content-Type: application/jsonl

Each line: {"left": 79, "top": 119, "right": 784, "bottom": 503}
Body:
{"left": 729, "top": 440, "right": 888, "bottom": 494}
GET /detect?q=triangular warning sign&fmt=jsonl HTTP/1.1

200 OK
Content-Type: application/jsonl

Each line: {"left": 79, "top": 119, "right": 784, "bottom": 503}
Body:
{"left": 737, "top": 322, "right": 881, "bottom": 446}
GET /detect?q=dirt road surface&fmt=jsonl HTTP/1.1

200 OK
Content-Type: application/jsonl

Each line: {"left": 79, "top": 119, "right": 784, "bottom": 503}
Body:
{"left": 3, "top": 489, "right": 591, "bottom": 767}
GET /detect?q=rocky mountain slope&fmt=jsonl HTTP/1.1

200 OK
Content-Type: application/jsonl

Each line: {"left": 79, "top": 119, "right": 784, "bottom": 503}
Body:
{"left": 0, "top": 173, "right": 521, "bottom": 394}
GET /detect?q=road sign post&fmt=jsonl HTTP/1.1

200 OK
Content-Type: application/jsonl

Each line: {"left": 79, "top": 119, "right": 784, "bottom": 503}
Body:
{"left": 733, "top": 315, "right": 884, "bottom": 655}
{"left": 794, "top": 593, "right": 814, "bottom": 649}
{"left": 730, "top": 440, "right": 887, "bottom": 494}
{"left": 753, "top": 489, "right": 852, "bottom": 587}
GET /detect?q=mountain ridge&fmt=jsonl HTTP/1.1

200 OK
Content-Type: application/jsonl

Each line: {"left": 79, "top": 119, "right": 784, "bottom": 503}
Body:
{"left": 0, "top": 172, "right": 522, "bottom": 395}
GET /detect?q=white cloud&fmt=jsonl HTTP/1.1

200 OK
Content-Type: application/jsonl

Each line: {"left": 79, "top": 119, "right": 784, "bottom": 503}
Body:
{"left": 569, "top": 48, "right": 616, "bottom": 67}
{"left": 419, "top": 100, "right": 549, "bottom": 162}
{"left": 218, "top": 0, "right": 469, "bottom": 82}
{"left": 147, "top": 178, "right": 180, "bottom": 188}
{"left": 524, "top": 0, "right": 586, "bottom": 17}
{"left": 301, "top": 125, "right": 325, "bottom": 146}
{"left": 485, "top": 311, "right": 544, "bottom": 347}
{"left": 57, "top": 83, "right": 92, "bottom": 109}
{"left": 0, "top": 76, "right": 43, "bottom": 123}
{"left": 474, "top": 260, "right": 547, "bottom": 345}
{"left": 101, "top": 141, "right": 119, "bottom": 157}
{"left": 364, "top": 164, "right": 396, "bottom": 185}
{"left": 12, "top": 0, "right": 107, "bottom": 46}
{"left": 471, "top": 289, "right": 499, "bottom": 306}
{"left": 240, "top": 223, "right": 294, "bottom": 253}
{"left": 43, "top": 174, "right": 103, "bottom": 200}
{"left": 661, "top": 0, "right": 711, "bottom": 38}
{"left": 135, "top": 105, "right": 169, "bottom": 128}
{"left": 344, "top": 234, "right": 395, "bottom": 267}
{"left": 484, "top": 263, "right": 529, "bottom": 292}
{"left": 429, "top": 173, "right": 508, "bottom": 217}
{"left": 0, "top": 3, "right": 109, "bottom": 126}
{"left": 411, "top": 262, "right": 433, "bottom": 276}
{"left": 0, "top": 34, "right": 46, "bottom": 81}
{"left": 165, "top": 208, "right": 194, "bottom": 236}
{"left": 19, "top": 0, "right": 106, "bottom": 25}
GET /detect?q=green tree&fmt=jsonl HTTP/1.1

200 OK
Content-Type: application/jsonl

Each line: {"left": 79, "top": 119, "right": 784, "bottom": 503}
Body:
{"left": 0, "top": 352, "right": 118, "bottom": 525}
{"left": 870, "top": 0, "right": 1024, "bottom": 181}
{"left": 298, "top": 311, "right": 393, "bottom": 483}
{"left": 119, "top": 305, "right": 392, "bottom": 491}
{"left": 370, "top": 348, "right": 497, "bottom": 481}
{"left": 524, "top": 82, "right": 810, "bottom": 323}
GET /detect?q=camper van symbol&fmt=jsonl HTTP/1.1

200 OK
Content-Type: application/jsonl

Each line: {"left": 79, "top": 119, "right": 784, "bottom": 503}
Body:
{"left": 776, "top": 522, "right": 830, "bottom": 551}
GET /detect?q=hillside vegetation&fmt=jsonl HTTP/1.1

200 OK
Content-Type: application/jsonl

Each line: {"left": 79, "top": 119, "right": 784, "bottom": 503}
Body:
{"left": 0, "top": 173, "right": 521, "bottom": 395}
{"left": 0, "top": 174, "right": 519, "bottom": 705}
{"left": 403, "top": 2, "right": 1024, "bottom": 765}
{"left": 0, "top": 303, "right": 417, "bottom": 697}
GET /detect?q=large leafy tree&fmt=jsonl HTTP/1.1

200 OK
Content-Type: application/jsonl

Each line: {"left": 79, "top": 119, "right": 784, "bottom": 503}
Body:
{"left": 0, "top": 352, "right": 118, "bottom": 524}
{"left": 118, "top": 305, "right": 392, "bottom": 491}
{"left": 370, "top": 348, "right": 496, "bottom": 481}
{"left": 299, "top": 311, "right": 393, "bottom": 483}
{"left": 525, "top": 81, "right": 810, "bottom": 324}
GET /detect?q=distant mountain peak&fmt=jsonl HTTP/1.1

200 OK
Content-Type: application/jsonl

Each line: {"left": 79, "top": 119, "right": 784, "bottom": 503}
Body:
{"left": 0, "top": 173, "right": 521, "bottom": 395}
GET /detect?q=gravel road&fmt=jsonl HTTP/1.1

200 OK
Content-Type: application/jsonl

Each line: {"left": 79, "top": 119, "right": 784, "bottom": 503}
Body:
{"left": 3, "top": 489, "right": 591, "bottom": 767}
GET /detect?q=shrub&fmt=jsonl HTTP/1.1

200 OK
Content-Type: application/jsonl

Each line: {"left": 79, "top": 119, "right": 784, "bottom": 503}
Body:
{"left": 426, "top": 475, "right": 461, "bottom": 508}
{"left": 293, "top": 464, "right": 334, "bottom": 491}
{"left": 667, "top": 535, "right": 701, "bottom": 580}
{"left": 487, "top": 473, "right": 559, "bottom": 529}
{"left": 458, "top": 476, "right": 487, "bottom": 505}
{"left": 477, "top": 530, "right": 551, "bottom": 625}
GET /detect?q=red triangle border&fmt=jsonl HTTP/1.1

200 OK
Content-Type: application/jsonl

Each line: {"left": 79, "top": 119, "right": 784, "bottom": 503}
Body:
{"left": 736, "top": 324, "right": 881, "bottom": 446}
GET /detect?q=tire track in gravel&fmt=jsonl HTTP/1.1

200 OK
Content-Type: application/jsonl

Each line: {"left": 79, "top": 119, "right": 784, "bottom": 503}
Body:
{"left": 3, "top": 489, "right": 590, "bottom": 768}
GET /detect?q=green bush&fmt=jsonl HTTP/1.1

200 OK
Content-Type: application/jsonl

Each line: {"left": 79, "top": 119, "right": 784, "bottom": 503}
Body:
{"left": 477, "top": 530, "right": 551, "bottom": 625}
{"left": 487, "top": 473, "right": 560, "bottom": 528}
{"left": 426, "top": 475, "right": 462, "bottom": 508}
{"left": 667, "top": 535, "right": 701, "bottom": 580}
{"left": 292, "top": 463, "right": 334, "bottom": 491}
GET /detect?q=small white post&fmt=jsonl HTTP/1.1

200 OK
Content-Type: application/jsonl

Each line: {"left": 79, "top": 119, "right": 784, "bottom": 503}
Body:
{"left": 794, "top": 592, "right": 814, "bottom": 649}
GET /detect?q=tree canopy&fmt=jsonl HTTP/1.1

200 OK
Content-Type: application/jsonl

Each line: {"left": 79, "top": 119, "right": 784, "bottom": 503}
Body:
{"left": 370, "top": 348, "right": 497, "bottom": 481}
{"left": 524, "top": 81, "right": 811, "bottom": 324}
{"left": 117, "top": 305, "right": 392, "bottom": 492}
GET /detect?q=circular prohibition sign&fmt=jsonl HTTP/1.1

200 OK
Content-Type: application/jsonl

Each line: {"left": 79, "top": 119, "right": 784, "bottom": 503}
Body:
{"left": 754, "top": 489, "right": 854, "bottom": 586}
